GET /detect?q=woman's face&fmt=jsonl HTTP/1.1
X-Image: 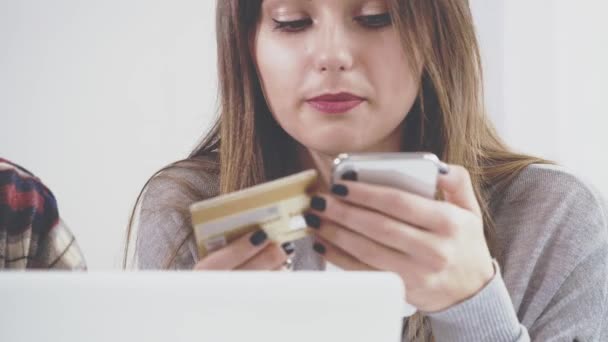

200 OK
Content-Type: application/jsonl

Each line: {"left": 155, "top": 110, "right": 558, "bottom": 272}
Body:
{"left": 253, "top": 0, "right": 420, "bottom": 155}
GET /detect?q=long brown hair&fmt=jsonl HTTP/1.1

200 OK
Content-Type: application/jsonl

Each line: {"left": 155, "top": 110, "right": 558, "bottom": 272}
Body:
{"left": 125, "top": 1, "right": 547, "bottom": 340}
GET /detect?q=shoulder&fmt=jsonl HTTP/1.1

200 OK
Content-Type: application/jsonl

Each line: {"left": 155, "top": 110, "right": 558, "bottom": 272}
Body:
{"left": 0, "top": 158, "right": 87, "bottom": 269}
{"left": 140, "top": 152, "right": 221, "bottom": 214}
{"left": 1, "top": 158, "right": 46, "bottom": 191}
{"left": 498, "top": 164, "right": 607, "bottom": 228}
{"left": 493, "top": 163, "right": 608, "bottom": 269}
{"left": 134, "top": 152, "right": 220, "bottom": 269}
{"left": 501, "top": 163, "right": 605, "bottom": 206}
{"left": 490, "top": 164, "right": 608, "bottom": 331}
{"left": 0, "top": 158, "right": 60, "bottom": 233}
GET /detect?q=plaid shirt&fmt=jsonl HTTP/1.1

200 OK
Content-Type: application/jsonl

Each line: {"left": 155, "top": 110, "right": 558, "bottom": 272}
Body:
{"left": 0, "top": 158, "right": 86, "bottom": 270}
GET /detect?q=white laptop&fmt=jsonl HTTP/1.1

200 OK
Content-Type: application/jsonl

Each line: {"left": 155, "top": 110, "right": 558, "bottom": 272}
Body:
{"left": 0, "top": 271, "right": 404, "bottom": 342}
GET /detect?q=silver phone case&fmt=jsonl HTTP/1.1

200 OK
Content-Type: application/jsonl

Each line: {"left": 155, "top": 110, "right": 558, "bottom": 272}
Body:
{"left": 331, "top": 152, "right": 442, "bottom": 199}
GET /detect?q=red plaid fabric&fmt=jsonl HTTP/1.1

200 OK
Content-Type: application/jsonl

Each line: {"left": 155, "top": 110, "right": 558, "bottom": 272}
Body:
{"left": 0, "top": 158, "right": 86, "bottom": 270}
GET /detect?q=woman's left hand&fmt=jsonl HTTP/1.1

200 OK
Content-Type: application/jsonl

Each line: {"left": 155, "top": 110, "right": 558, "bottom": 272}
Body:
{"left": 307, "top": 164, "right": 495, "bottom": 313}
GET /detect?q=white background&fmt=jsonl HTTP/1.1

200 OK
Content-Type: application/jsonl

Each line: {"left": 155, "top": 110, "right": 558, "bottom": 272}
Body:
{"left": 1, "top": 1, "right": 607, "bottom": 269}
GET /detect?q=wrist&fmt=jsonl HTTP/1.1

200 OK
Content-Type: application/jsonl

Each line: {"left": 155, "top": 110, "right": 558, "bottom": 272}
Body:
{"left": 465, "top": 258, "right": 496, "bottom": 302}
{"left": 446, "top": 258, "right": 497, "bottom": 311}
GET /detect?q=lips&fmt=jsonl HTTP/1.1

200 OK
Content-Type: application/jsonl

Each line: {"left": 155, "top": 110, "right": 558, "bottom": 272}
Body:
{"left": 306, "top": 92, "right": 365, "bottom": 114}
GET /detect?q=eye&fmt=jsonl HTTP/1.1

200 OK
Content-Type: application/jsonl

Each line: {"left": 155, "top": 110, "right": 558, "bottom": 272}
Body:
{"left": 272, "top": 18, "right": 313, "bottom": 33}
{"left": 355, "top": 13, "right": 392, "bottom": 28}
{"left": 271, "top": 13, "right": 392, "bottom": 33}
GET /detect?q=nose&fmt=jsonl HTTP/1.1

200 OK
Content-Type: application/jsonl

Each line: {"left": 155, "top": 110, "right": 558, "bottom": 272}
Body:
{"left": 312, "top": 21, "right": 355, "bottom": 73}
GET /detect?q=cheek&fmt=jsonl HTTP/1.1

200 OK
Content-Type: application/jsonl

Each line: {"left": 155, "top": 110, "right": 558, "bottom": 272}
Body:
{"left": 370, "top": 41, "right": 419, "bottom": 121}
{"left": 254, "top": 34, "right": 302, "bottom": 124}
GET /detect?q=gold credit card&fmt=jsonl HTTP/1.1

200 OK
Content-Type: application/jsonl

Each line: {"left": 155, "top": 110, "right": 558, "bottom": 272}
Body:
{"left": 190, "top": 170, "right": 318, "bottom": 258}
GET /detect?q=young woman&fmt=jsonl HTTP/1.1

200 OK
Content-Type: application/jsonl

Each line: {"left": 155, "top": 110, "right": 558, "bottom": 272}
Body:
{"left": 127, "top": 1, "right": 608, "bottom": 340}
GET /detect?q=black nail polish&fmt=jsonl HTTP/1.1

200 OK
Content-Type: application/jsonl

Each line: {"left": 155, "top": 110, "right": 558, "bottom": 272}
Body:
{"left": 313, "top": 242, "right": 326, "bottom": 255}
{"left": 250, "top": 230, "right": 267, "bottom": 246}
{"left": 331, "top": 184, "right": 348, "bottom": 197}
{"left": 341, "top": 170, "right": 358, "bottom": 181}
{"left": 310, "top": 196, "right": 326, "bottom": 211}
{"left": 282, "top": 242, "right": 295, "bottom": 255}
{"left": 304, "top": 213, "right": 321, "bottom": 229}
{"left": 439, "top": 162, "right": 450, "bottom": 175}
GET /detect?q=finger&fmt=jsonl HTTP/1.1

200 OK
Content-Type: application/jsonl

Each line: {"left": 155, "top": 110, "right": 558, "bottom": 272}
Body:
{"left": 310, "top": 219, "right": 421, "bottom": 274}
{"left": 312, "top": 237, "right": 374, "bottom": 271}
{"left": 194, "top": 229, "right": 270, "bottom": 270}
{"left": 324, "top": 182, "right": 463, "bottom": 234}
{"left": 237, "top": 243, "right": 288, "bottom": 270}
{"left": 436, "top": 165, "right": 481, "bottom": 216}
{"left": 306, "top": 200, "right": 445, "bottom": 266}
{"left": 310, "top": 191, "right": 459, "bottom": 238}
{"left": 326, "top": 193, "right": 445, "bottom": 249}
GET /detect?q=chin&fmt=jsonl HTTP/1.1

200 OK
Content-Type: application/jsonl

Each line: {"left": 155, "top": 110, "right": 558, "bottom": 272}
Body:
{"left": 297, "top": 135, "right": 373, "bottom": 156}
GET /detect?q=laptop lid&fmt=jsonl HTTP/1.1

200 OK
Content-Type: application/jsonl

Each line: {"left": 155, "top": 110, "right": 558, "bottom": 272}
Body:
{"left": 0, "top": 271, "right": 404, "bottom": 342}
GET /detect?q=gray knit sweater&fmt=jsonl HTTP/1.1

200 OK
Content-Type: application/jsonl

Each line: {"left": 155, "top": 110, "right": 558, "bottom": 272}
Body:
{"left": 135, "top": 161, "right": 608, "bottom": 341}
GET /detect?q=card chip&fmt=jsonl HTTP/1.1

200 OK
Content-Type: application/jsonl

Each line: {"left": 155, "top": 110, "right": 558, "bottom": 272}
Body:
{"left": 204, "top": 235, "right": 227, "bottom": 253}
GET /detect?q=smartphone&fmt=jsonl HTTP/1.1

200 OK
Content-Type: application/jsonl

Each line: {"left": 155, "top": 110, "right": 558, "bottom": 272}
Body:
{"left": 331, "top": 152, "right": 445, "bottom": 199}
{"left": 330, "top": 152, "right": 445, "bottom": 317}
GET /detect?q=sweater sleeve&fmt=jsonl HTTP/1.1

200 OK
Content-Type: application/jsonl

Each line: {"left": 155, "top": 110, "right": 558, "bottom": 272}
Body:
{"left": 427, "top": 165, "right": 608, "bottom": 341}
{"left": 428, "top": 260, "right": 530, "bottom": 341}
{"left": 133, "top": 160, "right": 219, "bottom": 270}
{"left": 428, "top": 242, "right": 608, "bottom": 341}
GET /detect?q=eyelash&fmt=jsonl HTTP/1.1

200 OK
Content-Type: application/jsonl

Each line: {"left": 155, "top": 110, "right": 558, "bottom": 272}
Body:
{"left": 272, "top": 13, "right": 392, "bottom": 33}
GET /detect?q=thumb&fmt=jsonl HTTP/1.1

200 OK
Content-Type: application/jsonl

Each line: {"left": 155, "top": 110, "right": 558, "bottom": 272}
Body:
{"left": 437, "top": 164, "right": 482, "bottom": 217}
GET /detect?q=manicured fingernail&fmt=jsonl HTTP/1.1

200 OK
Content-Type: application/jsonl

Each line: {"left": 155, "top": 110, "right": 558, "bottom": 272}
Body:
{"left": 313, "top": 242, "right": 326, "bottom": 255}
{"left": 439, "top": 162, "right": 450, "bottom": 175}
{"left": 310, "top": 196, "right": 326, "bottom": 211}
{"left": 341, "top": 170, "right": 358, "bottom": 181}
{"left": 250, "top": 230, "right": 267, "bottom": 246}
{"left": 304, "top": 213, "right": 321, "bottom": 229}
{"left": 331, "top": 184, "right": 348, "bottom": 197}
{"left": 281, "top": 242, "right": 295, "bottom": 255}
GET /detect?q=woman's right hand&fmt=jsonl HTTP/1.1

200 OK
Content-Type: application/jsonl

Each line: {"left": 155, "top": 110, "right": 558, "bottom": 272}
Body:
{"left": 193, "top": 230, "right": 295, "bottom": 271}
